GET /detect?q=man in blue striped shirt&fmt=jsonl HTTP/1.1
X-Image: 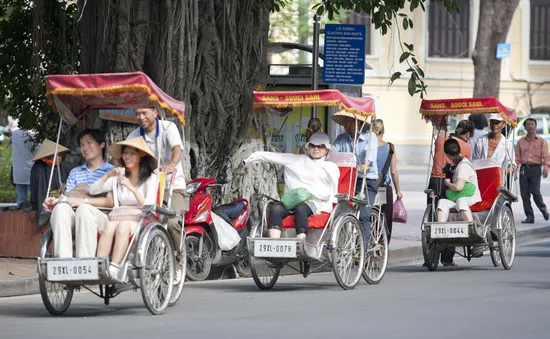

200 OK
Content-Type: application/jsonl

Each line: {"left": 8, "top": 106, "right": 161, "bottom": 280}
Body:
{"left": 43, "top": 129, "right": 114, "bottom": 258}
{"left": 333, "top": 112, "right": 378, "bottom": 247}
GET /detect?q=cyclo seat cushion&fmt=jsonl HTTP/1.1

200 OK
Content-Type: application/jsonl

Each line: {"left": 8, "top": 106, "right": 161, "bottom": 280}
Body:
{"left": 282, "top": 212, "right": 331, "bottom": 229}
{"left": 449, "top": 165, "right": 502, "bottom": 213}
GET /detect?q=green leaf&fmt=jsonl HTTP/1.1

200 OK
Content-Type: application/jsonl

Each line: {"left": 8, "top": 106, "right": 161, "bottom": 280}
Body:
{"left": 417, "top": 67, "right": 425, "bottom": 78}
{"left": 408, "top": 77, "right": 416, "bottom": 96}
{"left": 404, "top": 43, "right": 413, "bottom": 51}
{"left": 399, "top": 52, "right": 410, "bottom": 63}
{"left": 403, "top": 17, "right": 408, "bottom": 30}
{"left": 391, "top": 71, "right": 402, "bottom": 83}
{"left": 381, "top": 24, "right": 388, "bottom": 35}
{"left": 398, "top": 13, "right": 408, "bottom": 17}
{"left": 409, "top": 18, "right": 414, "bottom": 29}
{"left": 412, "top": 57, "right": 418, "bottom": 64}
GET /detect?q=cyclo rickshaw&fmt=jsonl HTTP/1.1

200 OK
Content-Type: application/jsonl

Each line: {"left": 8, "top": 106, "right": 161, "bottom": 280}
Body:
{"left": 247, "top": 89, "right": 388, "bottom": 290}
{"left": 419, "top": 97, "right": 518, "bottom": 270}
{"left": 37, "top": 72, "right": 187, "bottom": 315}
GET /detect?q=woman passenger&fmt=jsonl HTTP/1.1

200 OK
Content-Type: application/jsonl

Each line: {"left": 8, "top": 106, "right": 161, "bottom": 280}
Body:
{"left": 244, "top": 132, "right": 339, "bottom": 239}
{"left": 89, "top": 137, "right": 159, "bottom": 282}
{"left": 299, "top": 118, "right": 323, "bottom": 154}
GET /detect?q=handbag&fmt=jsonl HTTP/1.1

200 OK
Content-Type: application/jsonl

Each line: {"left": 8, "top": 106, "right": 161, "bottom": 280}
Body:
{"left": 281, "top": 187, "right": 311, "bottom": 210}
{"left": 108, "top": 178, "right": 143, "bottom": 222}
{"left": 392, "top": 199, "right": 408, "bottom": 224}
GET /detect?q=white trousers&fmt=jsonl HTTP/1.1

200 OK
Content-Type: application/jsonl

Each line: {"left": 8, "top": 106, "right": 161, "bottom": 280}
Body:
{"left": 437, "top": 197, "right": 478, "bottom": 215}
{"left": 51, "top": 203, "right": 109, "bottom": 258}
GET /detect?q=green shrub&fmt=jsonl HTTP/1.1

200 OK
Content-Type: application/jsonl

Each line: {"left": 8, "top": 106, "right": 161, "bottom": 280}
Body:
{"left": 0, "top": 141, "right": 16, "bottom": 201}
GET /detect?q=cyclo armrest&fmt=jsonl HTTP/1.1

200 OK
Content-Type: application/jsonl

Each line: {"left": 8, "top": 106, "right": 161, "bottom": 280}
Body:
{"left": 424, "top": 189, "right": 434, "bottom": 197}
{"left": 497, "top": 187, "right": 518, "bottom": 203}
{"left": 150, "top": 204, "right": 177, "bottom": 217}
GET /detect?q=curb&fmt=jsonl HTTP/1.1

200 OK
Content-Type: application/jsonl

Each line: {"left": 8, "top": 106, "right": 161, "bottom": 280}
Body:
{"left": 0, "top": 278, "right": 39, "bottom": 298}
{"left": 2, "top": 225, "right": 550, "bottom": 298}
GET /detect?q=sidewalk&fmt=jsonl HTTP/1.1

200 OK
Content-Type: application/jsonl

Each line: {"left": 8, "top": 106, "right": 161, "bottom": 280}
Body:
{"left": 2, "top": 190, "right": 550, "bottom": 297}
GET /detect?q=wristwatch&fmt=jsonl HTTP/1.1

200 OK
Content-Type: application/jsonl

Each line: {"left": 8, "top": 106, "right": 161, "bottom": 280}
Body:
{"left": 84, "top": 198, "right": 89, "bottom": 204}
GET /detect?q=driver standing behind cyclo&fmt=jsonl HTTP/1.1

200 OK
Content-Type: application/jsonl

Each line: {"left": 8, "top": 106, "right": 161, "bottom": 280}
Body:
{"left": 123, "top": 108, "right": 187, "bottom": 285}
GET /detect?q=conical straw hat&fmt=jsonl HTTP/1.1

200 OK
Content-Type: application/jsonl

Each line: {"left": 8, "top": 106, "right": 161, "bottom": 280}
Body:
{"left": 32, "top": 139, "right": 69, "bottom": 161}
{"left": 331, "top": 110, "right": 371, "bottom": 126}
{"left": 108, "top": 136, "right": 158, "bottom": 170}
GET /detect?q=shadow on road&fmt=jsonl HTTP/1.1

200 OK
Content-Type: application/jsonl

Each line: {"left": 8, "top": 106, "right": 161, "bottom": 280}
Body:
{"left": 515, "top": 250, "right": 550, "bottom": 258}
{"left": 187, "top": 281, "right": 342, "bottom": 293}
{"left": 503, "top": 281, "right": 550, "bottom": 290}
{"left": 0, "top": 302, "right": 147, "bottom": 318}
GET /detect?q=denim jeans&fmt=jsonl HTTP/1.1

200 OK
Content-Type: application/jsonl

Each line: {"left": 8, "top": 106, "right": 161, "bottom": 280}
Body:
{"left": 356, "top": 178, "right": 378, "bottom": 246}
{"left": 16, "top": 184, "right": 29, "bottom": 207}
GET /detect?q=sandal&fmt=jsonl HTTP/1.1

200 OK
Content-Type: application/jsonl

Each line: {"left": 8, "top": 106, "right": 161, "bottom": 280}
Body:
{"left": 441, "top": 261, "right": 458, "bottom": 267}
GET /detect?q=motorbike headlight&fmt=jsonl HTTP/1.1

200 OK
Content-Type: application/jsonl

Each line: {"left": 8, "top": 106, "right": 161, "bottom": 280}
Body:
{"left": 186, "top": 182, "right": 200, "bottom": 194}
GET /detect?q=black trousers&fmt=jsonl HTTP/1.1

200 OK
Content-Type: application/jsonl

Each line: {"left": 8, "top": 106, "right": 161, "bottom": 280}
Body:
{"left": 427, "top": 177, "right": 455, "bottom": 263}
{"left": 381, "top": 185, "right": 393, "bottom": 244}
{"left": 520, "top": 164, "right": 548, "bottom": 219}
{"left": 268, "top": 202, "right": 313, "bottom": 234}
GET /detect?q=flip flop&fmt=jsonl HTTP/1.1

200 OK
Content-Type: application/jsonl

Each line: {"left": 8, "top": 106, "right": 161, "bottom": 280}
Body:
{"left": 442, "top": 261, "right": 458, "bottom": 267}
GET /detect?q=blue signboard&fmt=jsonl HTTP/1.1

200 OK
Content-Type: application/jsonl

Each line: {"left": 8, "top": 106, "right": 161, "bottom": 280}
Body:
{"left": 323, "top": 24, "right": 367, "bottom": 85}
{"left": 496, "top": 43, "right": 511, "bottom": 59}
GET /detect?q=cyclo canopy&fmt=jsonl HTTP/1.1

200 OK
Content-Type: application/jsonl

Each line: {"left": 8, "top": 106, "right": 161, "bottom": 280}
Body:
{"left": 45, "top": 71, "right": 186, "bottom": 126}
{"left": 419, "top": 96, "right": 518, "bottom": 129}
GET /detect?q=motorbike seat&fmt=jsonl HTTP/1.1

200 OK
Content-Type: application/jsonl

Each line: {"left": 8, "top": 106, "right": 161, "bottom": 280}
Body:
{"left": 213, "top": 201, "right": 246, "bottom": 221}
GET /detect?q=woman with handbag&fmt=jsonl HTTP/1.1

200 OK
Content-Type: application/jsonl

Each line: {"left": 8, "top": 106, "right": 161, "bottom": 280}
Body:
{"left": 244, "top": 132, "right": 340, "bottom": 240}
{"left": 372, "top": 119, "right": 403, "bottom": 243}
{"left": 89, "top": 137, "right": 159, "bottom": 281}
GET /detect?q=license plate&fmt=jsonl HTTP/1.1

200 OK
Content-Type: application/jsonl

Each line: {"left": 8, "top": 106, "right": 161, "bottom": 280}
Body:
{"left": 430, "top": 223, "right": 469, "bottom": 239}
{"left": 254, "top": 240, "right": 297, "bottom": 258}
{"left": 47, "top": 260, "right": 99, "bottom": 281}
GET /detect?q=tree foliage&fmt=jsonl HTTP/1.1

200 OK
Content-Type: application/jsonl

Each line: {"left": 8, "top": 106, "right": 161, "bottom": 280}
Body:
{"left": 0, "top": 0, "right": 79, "bottom": 141}
{"left": 262, "top": 0, "right": 460, "bottom": 97}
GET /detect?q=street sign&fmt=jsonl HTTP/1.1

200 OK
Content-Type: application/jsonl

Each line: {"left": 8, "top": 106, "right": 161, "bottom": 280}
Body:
{"left": 496, "top": 43, "right": 511, "bottom": 59}
{"left": 323, "top": 24, "right": 366, "bottom": 85}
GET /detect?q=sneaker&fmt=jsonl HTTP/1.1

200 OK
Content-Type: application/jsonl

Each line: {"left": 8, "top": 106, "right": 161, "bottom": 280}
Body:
{"left": 108, "top": 264, "right": 124, "bottom": 283}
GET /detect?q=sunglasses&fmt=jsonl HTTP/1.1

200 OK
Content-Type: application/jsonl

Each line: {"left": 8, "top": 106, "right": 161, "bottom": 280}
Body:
{"left": 309, "top": 144, "right": 328, "bottom": 150}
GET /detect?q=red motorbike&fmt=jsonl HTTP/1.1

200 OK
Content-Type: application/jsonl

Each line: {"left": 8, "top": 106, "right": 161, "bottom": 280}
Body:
{"left": 184, "top": 178, "right": 251, "bottom": 281}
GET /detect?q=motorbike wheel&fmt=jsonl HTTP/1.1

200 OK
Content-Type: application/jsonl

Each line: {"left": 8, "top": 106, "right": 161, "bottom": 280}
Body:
{"left": 185, "top": 235, "right": 212, "bottom": 281}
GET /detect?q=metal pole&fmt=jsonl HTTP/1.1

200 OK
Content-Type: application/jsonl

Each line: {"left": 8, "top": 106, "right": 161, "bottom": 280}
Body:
{"left": 311, "top": 13, "right": 321, "bottom": 118}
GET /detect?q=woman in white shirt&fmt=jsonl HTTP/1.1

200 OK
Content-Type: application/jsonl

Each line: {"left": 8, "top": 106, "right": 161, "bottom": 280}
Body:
{"left": 90, "top": 137, "right": 159, "bottom": 281}
{"left": 244, "top": 132, "right": 340, "bottom": 239}
{"left": 437, "top": 138, "right": 481, "bottom": 266}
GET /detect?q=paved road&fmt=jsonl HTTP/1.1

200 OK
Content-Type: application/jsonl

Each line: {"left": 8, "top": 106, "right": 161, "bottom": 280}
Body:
{"left": 1, "top": 238, "right": 550, "bottom": 339}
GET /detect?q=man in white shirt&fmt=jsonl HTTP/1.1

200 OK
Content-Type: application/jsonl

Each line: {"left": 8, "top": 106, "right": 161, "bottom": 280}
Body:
{"left": 126, "top": 108, "right": 186, "bottom": 282}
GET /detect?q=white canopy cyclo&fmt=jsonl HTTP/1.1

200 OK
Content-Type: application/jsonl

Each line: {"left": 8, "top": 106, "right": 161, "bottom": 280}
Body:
{"left": 245, "top": 89, "right": 389, "bottom": 290}
{"left": 37, "top": 72, "right": 187, "bottom": 315}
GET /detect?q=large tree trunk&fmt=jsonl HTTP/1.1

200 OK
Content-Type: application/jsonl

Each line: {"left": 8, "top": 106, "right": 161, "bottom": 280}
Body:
{"left": 472, "top": 0, "right": 520, "bottom": 97}
{"left": 78, "top": 0, "right": 278, "bottom": 203}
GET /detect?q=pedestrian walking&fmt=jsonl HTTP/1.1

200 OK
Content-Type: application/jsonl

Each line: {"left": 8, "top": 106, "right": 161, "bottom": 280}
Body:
{"left": 11, "top": 128, "right": 36, "bottom": 207}
{"left": 372, "top": 119, "right": 403, "bottom": 244}
{"left": 515, "top": 118, "right": 550, "bottom": 223}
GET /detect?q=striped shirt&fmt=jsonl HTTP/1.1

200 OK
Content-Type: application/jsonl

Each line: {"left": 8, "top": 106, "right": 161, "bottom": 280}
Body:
{"left": 65, "top": 162, "right": 114, "bottom": 193}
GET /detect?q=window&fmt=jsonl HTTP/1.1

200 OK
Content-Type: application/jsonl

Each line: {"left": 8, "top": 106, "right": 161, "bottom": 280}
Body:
{"left": 340, "top": 11, "right": 372, "bottom": 55}
{"left": 428, "top": 0, "right": 470, "bottom": 58}
{"left": 530, "top": 0, "right": 550, "bottom": 60}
